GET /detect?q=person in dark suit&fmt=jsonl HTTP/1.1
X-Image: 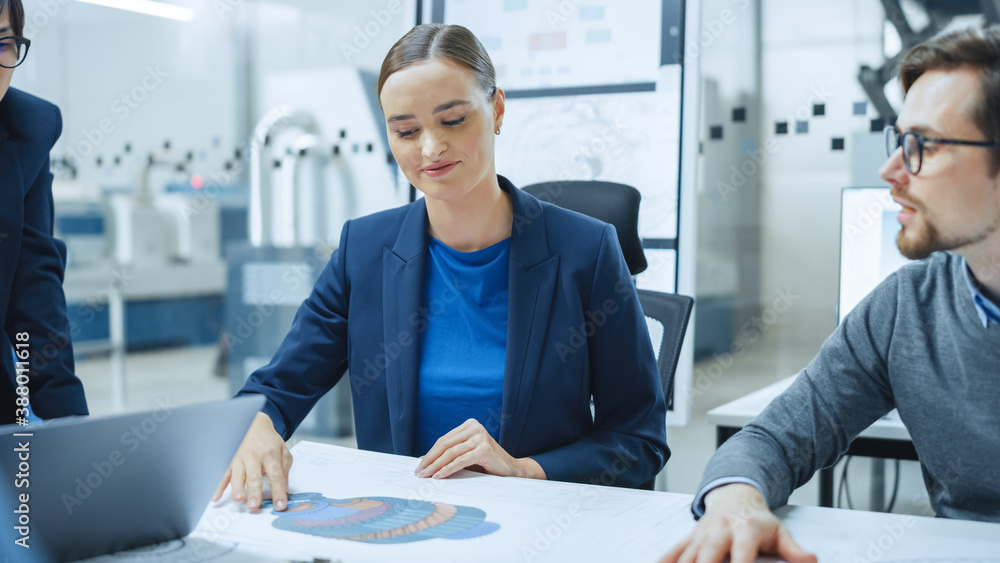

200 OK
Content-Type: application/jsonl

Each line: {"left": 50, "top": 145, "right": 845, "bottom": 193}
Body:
{"left": 214, "top": 23, "right": 669, "bottom": 512}
{"left": 0, "top": 0, "right": 89, "bottom": 425}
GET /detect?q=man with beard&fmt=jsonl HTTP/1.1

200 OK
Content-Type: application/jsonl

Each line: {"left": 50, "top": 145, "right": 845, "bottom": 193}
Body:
{"left": 662, "top": 25, "right": 1000, "bottom": 563}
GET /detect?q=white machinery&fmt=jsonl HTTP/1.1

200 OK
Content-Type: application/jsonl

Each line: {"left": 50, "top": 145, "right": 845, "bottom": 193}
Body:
{"left": 56, "top": 148, "right": 228, "bottom": 413}
{"left": 251, "top": 67, "right": 405, "bottom": 248}
{"left": 226, "top": 67, "right": 404, "bottom": 438}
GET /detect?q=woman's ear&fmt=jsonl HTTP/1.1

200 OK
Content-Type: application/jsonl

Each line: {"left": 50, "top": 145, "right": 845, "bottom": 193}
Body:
{"left": 493, "top": 88, "right": 505, "bottom": 134}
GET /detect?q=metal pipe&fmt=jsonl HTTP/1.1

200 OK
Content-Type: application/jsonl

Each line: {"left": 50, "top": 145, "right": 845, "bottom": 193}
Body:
{"left": 248, "top": 106, "right": 320, "bottom": 247}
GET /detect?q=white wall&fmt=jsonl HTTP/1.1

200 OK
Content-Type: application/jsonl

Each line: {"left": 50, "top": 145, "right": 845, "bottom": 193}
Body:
{"left": 250, "top": 0, "right": 417, "bottom": 118}
{"left": 696, "top": 0, "right": 761, "bottom": 326}
{"left": 756, "top": 0, "right": 885, "bottom": 349}
{"left": 12, "top": 0, "right": 240, "bottom": 187}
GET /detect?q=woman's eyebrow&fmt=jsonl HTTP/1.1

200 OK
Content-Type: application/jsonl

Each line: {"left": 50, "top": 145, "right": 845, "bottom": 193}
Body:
{"left": 387, "top": 100, "right": 471, "bottom": 123}
{"left": 433, "top": 100, "right": 470, "bottom": 113}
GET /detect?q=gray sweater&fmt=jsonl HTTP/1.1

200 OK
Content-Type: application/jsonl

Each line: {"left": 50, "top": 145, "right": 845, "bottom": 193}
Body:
{"left": 698, "top": 251, "right": 1000, "bottom": 521}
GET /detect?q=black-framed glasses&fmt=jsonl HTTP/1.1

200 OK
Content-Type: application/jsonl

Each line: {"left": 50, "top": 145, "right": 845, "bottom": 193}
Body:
{"left": 0, "top": 36, "right": 30, "bottom": 69}
{"left": 885, "top": 124, "right": 999, "bottom": 175}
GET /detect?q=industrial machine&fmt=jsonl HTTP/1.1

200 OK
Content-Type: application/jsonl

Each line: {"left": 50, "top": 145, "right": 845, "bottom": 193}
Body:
{"left": 224, "top": 68, "right": 405, "bottom": 439}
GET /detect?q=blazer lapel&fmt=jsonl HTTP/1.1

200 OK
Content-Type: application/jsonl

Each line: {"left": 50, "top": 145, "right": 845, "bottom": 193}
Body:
{"left": 0, "top": 121, "right": 24, "bottom": 291}
{"left": 499, "top": 178, "right": 559, "bottom": 454}
{"left": 382, "top": 199, "right": 429, "bottom": 456}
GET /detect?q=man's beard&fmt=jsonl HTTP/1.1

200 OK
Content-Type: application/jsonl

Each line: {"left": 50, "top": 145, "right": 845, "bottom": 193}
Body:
{"left": 894, "top": 187, "right": 999, "bottom": 259}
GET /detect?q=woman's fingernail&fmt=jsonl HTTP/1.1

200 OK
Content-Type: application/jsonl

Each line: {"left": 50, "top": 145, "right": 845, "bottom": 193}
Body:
{"left": 249, "top": 497, "right": 259, "bottom": 507}
{"left": 276, "top": 499, "right": 286, "bottom": 510}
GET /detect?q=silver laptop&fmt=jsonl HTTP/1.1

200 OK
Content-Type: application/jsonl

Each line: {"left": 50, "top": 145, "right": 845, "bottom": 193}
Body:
{"left": 0, "top": 395, "right": 263, "bottom": 562}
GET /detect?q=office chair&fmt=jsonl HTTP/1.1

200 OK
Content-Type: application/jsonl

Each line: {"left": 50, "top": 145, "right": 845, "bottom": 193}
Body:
{"left": 521, "top": 181, "right": 647, "bottom": 275}
{"left": 636, "top": 289, "right": 694, "bottom": 412}
{"left": 522, "top": 181, "right": 694, "bottom": 491}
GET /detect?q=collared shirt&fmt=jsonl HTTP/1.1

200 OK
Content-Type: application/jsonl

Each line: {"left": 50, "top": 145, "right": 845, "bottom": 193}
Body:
{"left": 962, "top": 258, "right": 1000, "bottom": 329}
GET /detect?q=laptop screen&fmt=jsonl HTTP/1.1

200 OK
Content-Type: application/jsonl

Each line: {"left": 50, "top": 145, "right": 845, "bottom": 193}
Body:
{"left": 838, "top": 187, "right": 912, "bottom": 325}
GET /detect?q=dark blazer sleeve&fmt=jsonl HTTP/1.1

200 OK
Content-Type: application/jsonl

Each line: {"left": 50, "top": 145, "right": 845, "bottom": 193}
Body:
{"left": 236, "top": 220, "right": 352, "bottom": 439}
{"left": 530, "top": 224, "right": 669, "bottom": 487}
{"left": 6, "top": 104, "right": 89, "bottom": 419}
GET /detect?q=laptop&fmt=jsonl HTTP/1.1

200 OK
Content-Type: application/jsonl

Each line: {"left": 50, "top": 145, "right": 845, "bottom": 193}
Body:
{"left": 0, "top": 395, "right": 264, "bottom": 562}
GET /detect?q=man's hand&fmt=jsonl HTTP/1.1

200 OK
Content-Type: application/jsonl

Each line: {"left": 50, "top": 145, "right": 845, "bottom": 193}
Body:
{"left": 212, "top": 412, "right": 294, "bottom": 511}
{"left": 659, "top": 484, "right": 817, "bottom": 563}
{"left": 414, "top": 419, "right": 546, "bottom": 481}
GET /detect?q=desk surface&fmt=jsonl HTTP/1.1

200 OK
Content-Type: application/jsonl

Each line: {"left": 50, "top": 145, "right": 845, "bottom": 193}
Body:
{"left": 706, "top": 375, "right": 912, "bottom": 441}
{"left": 78, "top": 441, "right": 1000, "bottom": 563}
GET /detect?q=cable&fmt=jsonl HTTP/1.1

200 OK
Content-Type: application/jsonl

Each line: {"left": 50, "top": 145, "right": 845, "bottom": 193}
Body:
{"left": 885, "top": 459, "right": 901, "bottom": 512}
{"left": 837, "top": 455, "right": 854, "bottom": 510}
{"left": 838, "top": 456, "right": 902, "bottom": 513}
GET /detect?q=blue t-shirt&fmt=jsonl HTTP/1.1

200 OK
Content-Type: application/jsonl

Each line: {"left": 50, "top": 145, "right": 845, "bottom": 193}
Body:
{"left": 414, "top": 236, "right": 510, "bottom": 456}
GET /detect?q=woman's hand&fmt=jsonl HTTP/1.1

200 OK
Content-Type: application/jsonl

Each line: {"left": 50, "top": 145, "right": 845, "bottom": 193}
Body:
{"left": 415, "top": 418, "right": 546, "bottom": 481}
{"left": 212, "top": 412, "right": 294, "bottom": 511}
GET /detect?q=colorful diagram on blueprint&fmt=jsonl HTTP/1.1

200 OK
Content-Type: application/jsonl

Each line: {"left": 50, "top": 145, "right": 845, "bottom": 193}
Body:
{"left": 260, "top": 493, "right": 500, "bottom": 544}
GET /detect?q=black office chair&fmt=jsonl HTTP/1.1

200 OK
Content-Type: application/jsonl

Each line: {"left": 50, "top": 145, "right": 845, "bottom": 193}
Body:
{"left": 522, "top": 181, "right": 647, "bottom": 275}
{"left": 637, "top": 289, "right": 694, "bottom": 412}
{"left": 522, "top": 181, "right": 694, "bottom": 491}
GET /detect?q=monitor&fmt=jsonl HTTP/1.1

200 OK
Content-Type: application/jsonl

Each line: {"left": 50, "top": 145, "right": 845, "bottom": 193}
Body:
{"left": 838, "top": 187, "right": 913, "bottom": 325}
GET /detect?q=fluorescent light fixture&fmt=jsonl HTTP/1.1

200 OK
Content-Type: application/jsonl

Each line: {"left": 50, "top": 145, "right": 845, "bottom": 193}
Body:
{"left": 75, "top": 0, "right": 195, "bottom": 22}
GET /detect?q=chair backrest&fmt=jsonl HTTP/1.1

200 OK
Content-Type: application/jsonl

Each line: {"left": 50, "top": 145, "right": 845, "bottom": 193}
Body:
{"left": 523, "top": 180, "right": 693, "bottom": 491}
{"left": 637, "top": 289, "right": 694, "bottom": 412}
{"left": 521, "top": 181, "right": 648, "bottom": 275}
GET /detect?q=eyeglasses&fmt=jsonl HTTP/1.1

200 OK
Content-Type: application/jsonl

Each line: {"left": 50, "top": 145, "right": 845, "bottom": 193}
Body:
{"left": 0, "top": 36, "right": 30, "bottom": 69}
{"left": 885, "top": 125, "right": 999, "bottom": 175}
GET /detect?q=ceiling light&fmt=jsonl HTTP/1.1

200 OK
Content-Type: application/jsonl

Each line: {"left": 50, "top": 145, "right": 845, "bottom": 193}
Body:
{"left": 75, "top": 0, "right": 194, "bottom": 22}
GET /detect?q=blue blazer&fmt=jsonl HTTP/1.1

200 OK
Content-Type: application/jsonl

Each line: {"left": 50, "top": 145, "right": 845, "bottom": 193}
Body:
{"left": 240, "top": 176, "right": 669, "bottom": 487}
{"left": 0, "top": 88, "right": 88, "bottom": 424}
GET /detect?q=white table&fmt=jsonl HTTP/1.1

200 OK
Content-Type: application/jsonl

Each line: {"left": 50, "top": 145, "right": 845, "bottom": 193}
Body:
{"left": 707, "top": 375, "right": 917, "bottom": 508}
{"left": 79, "top": 441, "right": 1000, "bottom": 563}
